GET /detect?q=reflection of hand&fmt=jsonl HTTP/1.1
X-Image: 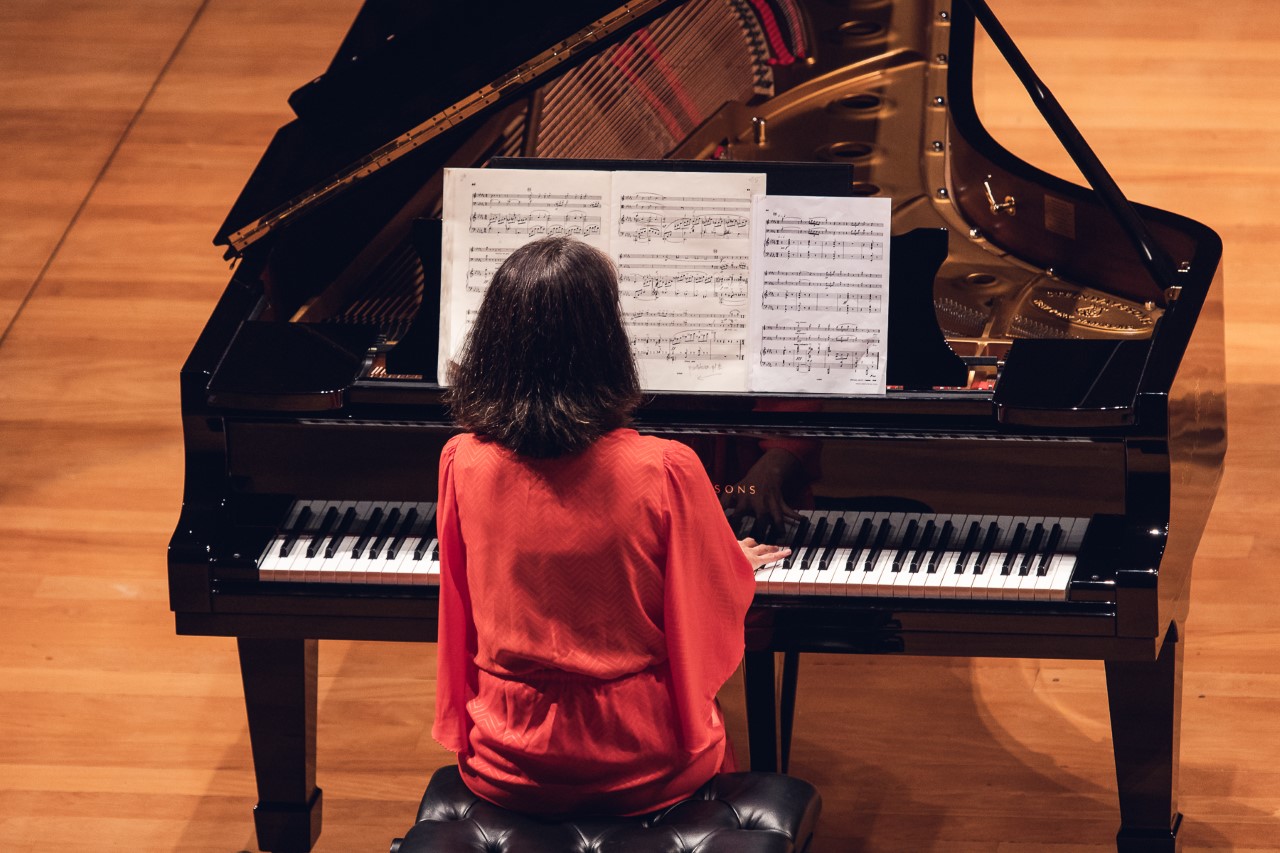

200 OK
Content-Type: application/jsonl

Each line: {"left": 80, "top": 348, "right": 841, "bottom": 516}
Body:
{"left": 739, "top": 537, "right": 790, "bottom": 570}
{"left": 721, "top": 448, "right": 806, "bottom": 527}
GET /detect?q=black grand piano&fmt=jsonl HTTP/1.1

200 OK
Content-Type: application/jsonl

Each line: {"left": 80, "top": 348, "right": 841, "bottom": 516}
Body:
{"left": 168, "top": 1, "right": 1225, "bottom": 851}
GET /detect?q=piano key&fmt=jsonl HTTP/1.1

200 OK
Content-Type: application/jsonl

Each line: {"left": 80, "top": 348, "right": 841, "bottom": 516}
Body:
{"left": 305, "top": 506, "right": 340, "bottom": 559}
{"left": 907, "top": 519, "right": 937, "bottom": 573}
{"left": 277, "top": 504, "right": 313, "bottom": 559}
{"left": 368, "top": 506, "right": 402, "bottom": 560}
{"left": 351, "top": 506, "right": 384, "bottom": 559}
{"left": 1018, "top": 521, "right": 1047, "bottom": 576}
{"left": 258, "top": 503, "right": 1085, "bottom": 600}
{"left": 925, "top": 520, "right": 955, "bottom": 574}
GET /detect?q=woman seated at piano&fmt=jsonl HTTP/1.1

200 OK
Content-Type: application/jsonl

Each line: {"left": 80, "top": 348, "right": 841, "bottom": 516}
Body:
{"left": 433, "top": 236, "right": 788, "bottom": 816}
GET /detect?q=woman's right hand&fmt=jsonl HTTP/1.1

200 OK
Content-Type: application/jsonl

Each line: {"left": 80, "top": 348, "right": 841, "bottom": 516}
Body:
{"left": 738, "top": 537, "right": 790, "bottom": 570}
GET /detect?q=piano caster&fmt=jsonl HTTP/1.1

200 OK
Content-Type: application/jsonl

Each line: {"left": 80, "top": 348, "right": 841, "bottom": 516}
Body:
{"left": 1115, "top": 813, "right": 1182, "bottom": 853}
{"left": 251, "top": 792, "right": 323, "bottom": 853}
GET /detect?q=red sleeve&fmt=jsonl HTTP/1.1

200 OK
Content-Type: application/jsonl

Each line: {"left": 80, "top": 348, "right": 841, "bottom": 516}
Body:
{"left": 661, "top": 441, "right": 757, "bottom": 752}
{"left": 432, "top": 436, "right": 477, "bottom": 754}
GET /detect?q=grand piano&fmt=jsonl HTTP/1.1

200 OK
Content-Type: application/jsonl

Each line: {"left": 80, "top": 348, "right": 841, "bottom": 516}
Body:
{"left": 168, "top": 1, "right": 1226, "bottom": 851}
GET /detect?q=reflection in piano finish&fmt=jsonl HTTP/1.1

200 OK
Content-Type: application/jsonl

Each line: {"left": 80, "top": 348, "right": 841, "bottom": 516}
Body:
{"left": 173, "top": 1, "right": 1225, "bottom": 851}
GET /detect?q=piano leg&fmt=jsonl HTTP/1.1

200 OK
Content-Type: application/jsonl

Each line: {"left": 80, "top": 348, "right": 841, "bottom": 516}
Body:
{"left": 1105, "top": 623, "right": 1184, "bottom": 853}
{"left": 238, "top": 637, "right": 323, "bottom": 853}
{"left": 779, "top": 650, "right": 799, "bottom": 773}
{"left": 744, "top": 649, "right": 778, "bottom": 771}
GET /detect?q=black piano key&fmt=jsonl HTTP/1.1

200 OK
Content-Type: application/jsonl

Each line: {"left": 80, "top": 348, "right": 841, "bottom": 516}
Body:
{"left": 973, "top": 521, "right": 1000, "bottom": 575}
{"left": 1035, "top": 523, "right": 1065, "bottom": 576}
{"left": 278, "top": 505, "right": 312, "bottom": 558}
{"left": 863, "top": 518, "right": 893, "bottom": 572}
{"left": 817, "top": 517, "right": 847, "bottom": 570}
{"left": 798, "top": 517, "right": 828, "bottom": 571}
{"left": 778, "top": 516, "right": 810, "bottom": 570}
{"left": 413, "top": 506, "right": 439, "bottom": 560}
{"left": 367, "top": 507, "right": 401, "bottom": 559}
{"left": 955, "top": 520, "right": 982, "bottom": 573}
{"left": 305, "top": 506, "right": 340, "bottom": 559}
{"left": 844, "top": 518, "right": 874, "bottom": 571}
{"left": 926, "top": 520, "right": 954, "bottom": 574}
{"left": 324, "top": 507, "right": 358, "bottom": 559}
{"left": 385, "top": 506, "right": 419, "bottom": 561}
{"left": 908, "top": 520, "right": 937, "bottom": 573}
{"left": 1018, "top": 523, "right": 1046, "bottom": 576}
{"left": 351, "top": 507, "right": 383, "bottom": 559}
{"left": 891, "top": 519, "right": 920, "bottom": 572}
{"left": 1000, "top": 522, "right": 1027, "bottom": 575}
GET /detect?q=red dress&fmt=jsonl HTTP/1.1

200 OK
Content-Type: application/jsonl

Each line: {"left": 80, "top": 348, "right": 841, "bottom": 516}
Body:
{"left": 432, "top": 428, "right": 756, "bottom": 816}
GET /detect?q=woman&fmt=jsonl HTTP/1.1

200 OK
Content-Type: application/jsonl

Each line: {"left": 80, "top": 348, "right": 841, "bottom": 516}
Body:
{"left": 433, "top": 235, "right": 788, "bottom": 817}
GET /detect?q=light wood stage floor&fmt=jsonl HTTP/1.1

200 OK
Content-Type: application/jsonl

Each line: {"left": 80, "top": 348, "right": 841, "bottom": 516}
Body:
{"left": 1, "top": 1, "right": 1277, "bottom": 850}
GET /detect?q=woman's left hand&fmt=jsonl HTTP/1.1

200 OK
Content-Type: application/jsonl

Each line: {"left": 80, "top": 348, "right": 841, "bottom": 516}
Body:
{"left": 738, "top": 537, "right": 790, "bottom": 570}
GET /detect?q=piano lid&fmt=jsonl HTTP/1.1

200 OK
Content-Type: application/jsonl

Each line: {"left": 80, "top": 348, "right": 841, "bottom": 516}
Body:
{"left": 216, "top": 0, "right": 691, "bottom": 255}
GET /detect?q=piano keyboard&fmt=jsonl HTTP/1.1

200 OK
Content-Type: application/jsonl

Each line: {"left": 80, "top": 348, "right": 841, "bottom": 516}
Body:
{"left": 258, "top": 501, "right": 1087, "bottom": 600}
{"left": 258, "top": 500, "right": 441, "bottom": 585}
{"left": 747, "top": 511, "right": 1088, "bottom": 601}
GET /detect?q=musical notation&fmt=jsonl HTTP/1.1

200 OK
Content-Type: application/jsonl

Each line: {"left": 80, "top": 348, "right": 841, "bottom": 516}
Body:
{"left": 618, "top": 252, "right": 749, "bottom": 305}
{"left": 628, "top": 326, "right": 746, "bottom": 363}
{"left": 747, "top": 194, "right": 892, "bottom": 393}
{"left": 760, "top": 270, "right": 884, "bottom": 314}
{"left": 758, "top": 322, "right": 882, "bottom": 376}
{"left": 616, "top": 192, "right": 751, "bottom": 243}
{"left": 467, "top": 191, "right": 605, "bottom": 237}
{"left": 761, "top": 235, "right": 884, "bottom": 262}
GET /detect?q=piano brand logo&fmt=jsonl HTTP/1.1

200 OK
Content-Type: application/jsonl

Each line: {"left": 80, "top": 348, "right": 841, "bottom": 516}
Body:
{"left": 713, "top": 484, "right": 758, "bottom": 495}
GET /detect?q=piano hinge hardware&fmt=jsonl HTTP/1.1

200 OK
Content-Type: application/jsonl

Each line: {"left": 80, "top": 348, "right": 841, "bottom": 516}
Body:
{"left": 223, "top": 0, "right": 674, "bottom": 254}
{"left": 984, "top": 179, "right": 1016, "bottom": 215}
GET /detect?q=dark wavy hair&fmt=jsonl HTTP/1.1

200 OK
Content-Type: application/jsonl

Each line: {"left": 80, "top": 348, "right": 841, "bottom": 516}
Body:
{"left": 445, "top": 236, "right": 642, "bottom": 458}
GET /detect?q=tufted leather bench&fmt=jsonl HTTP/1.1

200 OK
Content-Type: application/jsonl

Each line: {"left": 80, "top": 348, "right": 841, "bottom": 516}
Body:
{"left": 390, "top": 766, "right": 822, "bottom": 853}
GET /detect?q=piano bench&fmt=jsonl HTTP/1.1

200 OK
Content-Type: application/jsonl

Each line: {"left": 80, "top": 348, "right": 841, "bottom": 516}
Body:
{"left": 390, "top": 765, "right": 822, "bottom": 853}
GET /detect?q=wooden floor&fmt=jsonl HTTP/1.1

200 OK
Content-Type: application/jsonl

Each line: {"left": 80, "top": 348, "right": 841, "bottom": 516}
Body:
{"left": 1, "top": 1, "right": 1277, "bottom": 850}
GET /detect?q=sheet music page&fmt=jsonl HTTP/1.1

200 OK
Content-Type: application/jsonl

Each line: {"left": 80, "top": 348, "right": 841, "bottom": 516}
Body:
{"left": 747, "top": 194, "right": 892, "bottom": 394}
{"left": 439, "top": 167, "right": 611, "bottom": 379}
{"left": 610, "top": 170, "right": 765, "bottom": 392}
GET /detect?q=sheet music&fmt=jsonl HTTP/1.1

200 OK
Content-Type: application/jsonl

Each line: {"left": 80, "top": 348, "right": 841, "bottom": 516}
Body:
{"left": 440, "top": 168, "right": 611, "bottom": 376}
{"left": 747, "top": 195, "right": 892, "bottom": 394}
{"left": 441, "top": 167, "right": 764, "bottom": 392}
{"left": 610, "top": 170, "right": 764, "bottom": 392}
